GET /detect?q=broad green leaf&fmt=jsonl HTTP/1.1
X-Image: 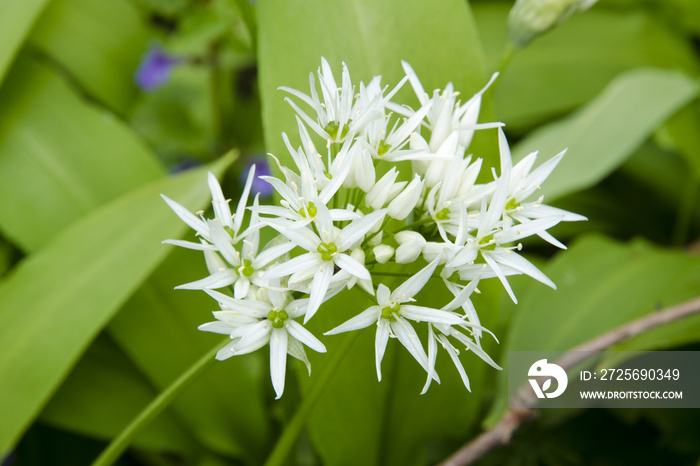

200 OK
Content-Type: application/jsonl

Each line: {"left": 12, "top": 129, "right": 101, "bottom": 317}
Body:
{"left": 109, "top": 247, "right": 270, "bottom": 461}
{"left": 476, "top": 7, "right": 700, "bottom": 129}
{"left": 0, "top": 54, "right": 165, "bottom": 252}
{"left": 485, "top": 234, "right": 700, "bottom": 427}
{"left": 0, "top": 0, "right": 49, "bottom": 85}
{"left": 29, "top": 0, "right": 152, "bottom": 113}
{"left": 512, "top": 68, "right": 698, "bottom": 201}
{"left": 0, "top": 155, "right": 232, "bottom": 456}
{"left": 40, "top": 335, "right": 197, "bottom": 457}
{"left": 257, "top": 0, "right": 487, "bottom": 166}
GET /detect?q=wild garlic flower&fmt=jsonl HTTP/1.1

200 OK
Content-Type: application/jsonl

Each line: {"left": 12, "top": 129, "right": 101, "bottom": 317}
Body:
{"left": 163, "top": 58, "right": 585, "bottom": 397}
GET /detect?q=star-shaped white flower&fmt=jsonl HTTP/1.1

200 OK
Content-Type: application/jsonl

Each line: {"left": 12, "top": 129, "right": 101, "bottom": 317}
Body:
{"left": 326, "top": 257, "right": 467, "bottom": 383}
{"left": 264, "top": 204, "right": 386, "bottom": 322}
{"left": 199, "top": 288, "right": 327, "bottom": 399}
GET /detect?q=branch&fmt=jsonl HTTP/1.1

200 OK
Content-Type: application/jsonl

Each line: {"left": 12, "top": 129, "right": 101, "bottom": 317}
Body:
{"left": 439, "top": 294, "right": 700, "bottom": 466}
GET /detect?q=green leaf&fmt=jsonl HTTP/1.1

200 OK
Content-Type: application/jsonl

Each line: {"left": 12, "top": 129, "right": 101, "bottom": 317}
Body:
{"left": 109, "top": 247, "right": 270, "bottom": 461}
{"left": 0, "top": 155, "right": 233, "bottom": 456}
{"left": 40, "top": 335, "right": 197, "bottom": 457}
{"left": 0, "top": 0, "right": 50, "bottom": 86}
{"left": 511, "top": 68, "right": 698, "bottom": 201}
{"left": 28, "top": 0, "right": 152, "bottom": 113}
{"left": 482, "top": 7, "right": 700, "bottom": 129}
{"left": 0, "top": 54, "right": 165, "bottom": 252}
{"left": 485, "top": 234, "right": 700, "bottom": 426}
{"left": 257, "top": 0, "right": 487, "bottom": 167}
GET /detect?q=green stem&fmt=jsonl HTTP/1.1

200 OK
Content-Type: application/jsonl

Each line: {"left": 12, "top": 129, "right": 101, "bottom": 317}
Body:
{"left": 91, "top": 340, "right": 224, "bottom": 466}
{"left": 264, "top": 332, "right": 360, "bottom": 466}
{"left": 392, "top": 216, "right": 433, "bottom": 234}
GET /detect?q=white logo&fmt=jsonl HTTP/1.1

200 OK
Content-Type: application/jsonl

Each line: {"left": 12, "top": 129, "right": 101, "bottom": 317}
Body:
{"left": 528, "top": 359, "right": 568, "bottom": 399}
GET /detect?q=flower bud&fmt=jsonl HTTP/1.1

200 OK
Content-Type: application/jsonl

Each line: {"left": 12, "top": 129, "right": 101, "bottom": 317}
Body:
{"left": 394, "top": 231, "right": 426, "bottom": 264}
{"left": 388, "top": 174, "right": 424, "bottom": 220}
{"left": 355, "top": 149, "right": 376, "bottom": 192}
{"left": 373, "top": 245, "right": 394, "bottom": 264}
{"left": 366, "top": 167, "right": 399, "bottom": 210}
{"left": 508, "top": 0, "right": 597, "bottom": 47}
{"left": 422, "top": 242, "right": 447, "bottom": 263}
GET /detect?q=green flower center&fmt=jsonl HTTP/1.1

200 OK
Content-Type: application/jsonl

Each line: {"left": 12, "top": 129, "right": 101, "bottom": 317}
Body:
{"left": 436, "top": 208, "right": 450, "bottom": 221}
{"left": 241, "top": 259, "right": 254, "bottom": 277}
{"left": 381, "top": 302, "right": 400, "bottom": 322}
{"left": 505, "top": 198, "right": 520, "bottom": 211}
{"left": 224, "top": 226, "right": 235, "bottom": 238}
{"left": 299, "top": 202, "right": 317, "bottom": 219}
{"left": 324, "top": 121, "right": 349, "bottom": 140}
{"left": 317, "top": 242, "right": 338, "bottom": 261}
{"left": 267, "top": 309, "right": 289, "bottom": 329}
{"left": 479, "top": 233, "right": 496, "bottom": 251}
{"left": 377, "top": 140, "right": 391, "bottom": 156}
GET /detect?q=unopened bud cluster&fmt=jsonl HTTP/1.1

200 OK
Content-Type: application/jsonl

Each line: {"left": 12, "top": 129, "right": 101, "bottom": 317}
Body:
{"left": 162, "top": 58, "right": 585, "bottom": 398}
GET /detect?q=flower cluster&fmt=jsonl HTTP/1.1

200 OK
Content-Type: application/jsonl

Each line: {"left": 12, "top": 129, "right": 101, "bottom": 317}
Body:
{"left": 162, "top": 58, "right": 585, "bottom": 398}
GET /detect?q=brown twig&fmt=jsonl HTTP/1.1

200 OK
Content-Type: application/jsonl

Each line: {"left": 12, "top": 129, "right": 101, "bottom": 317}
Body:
{"left": 439, "top": 295, "right": 700, "bottom": 466}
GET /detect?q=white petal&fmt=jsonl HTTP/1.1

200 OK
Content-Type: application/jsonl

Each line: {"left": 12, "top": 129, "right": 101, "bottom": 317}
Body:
{"left": 437, "top": 334, "right": 471, "bottom": 391}
{"left": 482, "top": 252, "right": 518, "bottom": 304}
{"left": 175, "top": 270, "right": 237, "bottom": 290}
{"left": 264, "top": 253, "right": 321, "bottom": 280}
{"left": 400, "top": 305, "right": 465, "bottom": 326}
{"left": 161, "top": 194, "right": 208, "bottom": 239}
{"left": 270, "top": 328, "right": 289, "bottom": 399}
{"left": 392, "top": 318, "right": 429, "bottom": 373}
{"left": 253, "top": 241, "right": 296, "bottom": 269}
{"left": 336, "top": 209, "right": 386, "bottom": 251}
{"left": 325, "top": 306, "right": 380, "bottom": 335}
{"left": 304, "top": 262, "right": 334, "bottom": 323}
{"left": 421, "top": 324, "right": 438, "bottom": 394}
{"left": 375, "top": 319, "right": 391, "bottom": 381}
{"left": 208, "top": 171, "right": 233, "bottom": 229}
{"left": 489, "top": 250, "right": 556, "bottom": 289}
{"left": 162, "top": 239, "right": 216, "bottom": 251}
{"left": 392, "top": 256, "right": 441, "bottom": 302}
{"left": 233, "top": 165, "right": 256, "bottom": 234}
{"left": 286, "top": 320, "right": 326, "bottom": 353}
{"left": 233, "top": 278, "right": 250, "bottom": 299}
{"left": 207, "top": 220, "right": 240, "bottom": 266}
{"left": 335, "top": 253, "right": 371, "bottom": 280}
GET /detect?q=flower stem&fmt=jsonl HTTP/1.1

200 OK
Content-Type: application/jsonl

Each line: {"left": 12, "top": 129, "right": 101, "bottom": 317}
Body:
{"left": 264, "top": 332, "right": 360, "bottom": 466}
{"left": 392, "top": 216, "right": 433, "bottom": 234}
{"left": 91, "top": 340, "right": 224, "bottom": 466}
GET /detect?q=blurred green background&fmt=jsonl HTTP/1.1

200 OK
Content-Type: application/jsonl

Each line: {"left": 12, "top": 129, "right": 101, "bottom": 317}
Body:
{"left": 0, "top": 0, "right": 699, "bottom": 465}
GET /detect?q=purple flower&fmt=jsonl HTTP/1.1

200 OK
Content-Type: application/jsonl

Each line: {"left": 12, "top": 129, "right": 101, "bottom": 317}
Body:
{"left": 243, "top": 157, "right": 273, "bottom": 198}
{"left": 135, "top": 48, "right": 179, "bottom": 91}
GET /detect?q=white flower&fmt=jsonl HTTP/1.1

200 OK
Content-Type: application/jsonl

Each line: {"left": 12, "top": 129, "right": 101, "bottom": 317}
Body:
{"left": 326, "top": 257, "right": 466, "bottom": 383}
{"left": 162, "top": 167, "right": 257, "bottom": 248}
{"left": 199, "top": 289, "right": 327, "bottom": 399}
{"left": 175, "top": 198, "right": 295, "bottom": 297}
{"left": 263, "top": 205, "right": 386, "bottom": 322}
